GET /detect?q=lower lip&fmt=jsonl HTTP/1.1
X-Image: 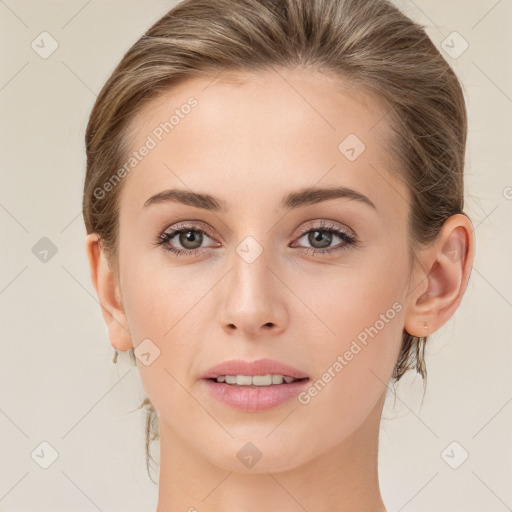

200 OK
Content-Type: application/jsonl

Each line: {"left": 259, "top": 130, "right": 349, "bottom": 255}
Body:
{"left": 203, "top": 378, "right": 310, "bottom": 412}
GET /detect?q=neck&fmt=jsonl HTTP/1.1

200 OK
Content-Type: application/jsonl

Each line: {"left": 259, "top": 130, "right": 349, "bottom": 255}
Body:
{"left": 156, "top": 393, "right": 388, "bottom": 512}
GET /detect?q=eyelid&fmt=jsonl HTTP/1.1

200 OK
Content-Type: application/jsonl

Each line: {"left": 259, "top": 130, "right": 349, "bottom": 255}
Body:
{"left": 157, "top": 218, "right": 358, "bottom": 256}
{"left": 162, "top": 219, "right": 354, "bottom": 242}
{"left": 164, "top": 220, "right": 218, "bottom": 239}
{"left": 295, "top": 219, "right": 356, "bottom": 239}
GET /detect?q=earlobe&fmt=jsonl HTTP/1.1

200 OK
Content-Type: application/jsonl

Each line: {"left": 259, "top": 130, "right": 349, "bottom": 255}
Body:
{"left": 404, "top": 214, "right": 475, "bottom": 337}
{"left": 85, "top": 233, "right": 133, "bottom": 352}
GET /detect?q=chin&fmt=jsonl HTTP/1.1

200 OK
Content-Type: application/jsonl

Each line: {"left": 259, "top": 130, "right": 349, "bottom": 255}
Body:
{"left": 198, "top": 431, "right": 317, "bottom": 474}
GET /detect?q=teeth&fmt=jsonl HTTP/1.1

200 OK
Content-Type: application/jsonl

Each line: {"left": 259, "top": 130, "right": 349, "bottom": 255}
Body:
{"left": 237, "top": 375, "right": 253, "bottom": 385}
{"left": 215, "top": 374, "right": 301, "bottom": 386}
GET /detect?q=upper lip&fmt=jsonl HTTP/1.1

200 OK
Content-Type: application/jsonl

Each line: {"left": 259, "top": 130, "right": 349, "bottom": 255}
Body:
{"left": 201, "top": 358, "right": 309, "bottom": 379}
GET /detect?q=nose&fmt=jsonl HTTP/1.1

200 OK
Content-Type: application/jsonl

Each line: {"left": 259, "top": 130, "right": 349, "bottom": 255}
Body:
{"left": 218, "top": 248, "right": 288, "bottom": 338}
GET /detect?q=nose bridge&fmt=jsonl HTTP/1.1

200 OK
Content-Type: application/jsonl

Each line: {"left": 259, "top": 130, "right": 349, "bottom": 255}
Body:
{"left": 218, "top": 234, "right": 287, "bottom": 335}
{"left": 230, "top": 237, "right": 273, "bottom": 311}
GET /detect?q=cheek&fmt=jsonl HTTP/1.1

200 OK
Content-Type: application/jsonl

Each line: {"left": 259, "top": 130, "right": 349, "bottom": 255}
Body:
{"left": 296, "top": 247, "right": 406, "bottom": 339}
{"left": 119, "top": 253, "right": 218, "bottom": 396}
{"left": 291, "top": 278, "right": 405, "bottom": 440}
{"left": 119, "top": 237, "right": 203, "bottom": 341}
{"left": 291, "top": 247, "right": 407, "bottom": 401}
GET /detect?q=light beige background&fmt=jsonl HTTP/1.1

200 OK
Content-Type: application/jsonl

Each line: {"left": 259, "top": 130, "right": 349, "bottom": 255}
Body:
{"left": 0, "top": 1, "right": 511, "bottom": 511}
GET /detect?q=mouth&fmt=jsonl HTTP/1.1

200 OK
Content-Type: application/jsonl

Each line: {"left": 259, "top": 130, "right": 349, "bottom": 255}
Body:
{"left": 202, "top": 361, "right": 311, "bottom": 411}
{"left": 201, "top": 357, "right": 309, "bottom": 381}
{"left": 206, "top": 374, "right": 310, "bottom": 387}
{"left": 201, "top": 358, "right": 310, "bottom": 411}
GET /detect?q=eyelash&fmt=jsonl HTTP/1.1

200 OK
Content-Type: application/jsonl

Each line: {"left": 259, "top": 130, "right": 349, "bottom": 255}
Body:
{"left": 155, "top": 221, "right": 357, "bottom": 257}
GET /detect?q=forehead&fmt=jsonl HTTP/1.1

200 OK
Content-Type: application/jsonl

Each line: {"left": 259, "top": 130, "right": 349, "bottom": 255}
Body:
{"left": 120, "top": 68, "right": 408, "bottom": 217}
{"left": 126, "top": 67, "right": 391, "bottom": 148}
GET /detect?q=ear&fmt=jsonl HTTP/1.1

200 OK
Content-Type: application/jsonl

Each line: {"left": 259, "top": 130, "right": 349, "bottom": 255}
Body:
{"left": 404, "top": 213, "right": 476, "bottom": 337}
{"left": 85, "top": 233, "right": 133, "bottom": 351}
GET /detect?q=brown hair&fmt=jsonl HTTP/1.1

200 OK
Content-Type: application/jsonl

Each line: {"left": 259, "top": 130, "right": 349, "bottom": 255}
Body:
{"left": 83, "top": 0, "right": 468, "bottom": 482}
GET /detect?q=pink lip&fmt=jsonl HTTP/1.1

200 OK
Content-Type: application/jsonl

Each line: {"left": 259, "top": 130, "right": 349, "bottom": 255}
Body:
{"left": 203, "top": 379, "right": 310, "bottom": 412}
{"left": 201, "top": 358, "right": 310, "bottom": 412}
{"left": 201, "top": 358, "right": 309, "bottom": 379}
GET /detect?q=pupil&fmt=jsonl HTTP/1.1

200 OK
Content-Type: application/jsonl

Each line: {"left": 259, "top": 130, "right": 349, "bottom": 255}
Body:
{"left": 180, "top": 230, "right": 202, "bottom": 249}
{"left": 309, "top": 230, "right": 331, "bottom": 248}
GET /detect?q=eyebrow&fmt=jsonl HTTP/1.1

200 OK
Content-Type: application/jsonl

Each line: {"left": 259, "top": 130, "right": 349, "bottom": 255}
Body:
{"left": 143, "top": 186, "right": 377, "bottom": 212}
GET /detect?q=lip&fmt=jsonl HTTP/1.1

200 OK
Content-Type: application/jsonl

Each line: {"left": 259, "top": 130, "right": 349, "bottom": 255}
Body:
{"left": 203, "top": 378, "right": 310, "bottom": 412}
{"left": 201, "top": 358, "right": 309, "bottom": 379}
{"left": 201, "top": 358, "right": 310, "bottom": 412}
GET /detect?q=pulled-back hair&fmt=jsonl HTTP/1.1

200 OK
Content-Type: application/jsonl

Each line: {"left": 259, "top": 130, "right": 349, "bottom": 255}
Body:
{"left": 83, "top": 0, "right": 468, "bottom": 481}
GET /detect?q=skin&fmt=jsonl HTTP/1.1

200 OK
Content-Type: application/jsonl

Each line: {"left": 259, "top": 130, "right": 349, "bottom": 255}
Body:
{"left": 86, "top": 67, "right": 475, "bottom": 512}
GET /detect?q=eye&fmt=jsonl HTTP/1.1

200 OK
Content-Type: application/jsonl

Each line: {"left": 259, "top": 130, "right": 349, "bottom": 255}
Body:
{"left": 291, "top": 221, "right": 357, "bottom": 256}
{"left": 155, "top": 223, "right": 219, "bottom": 257}
{"left": 155, "top": 220, "right": 357, "bottom": 258}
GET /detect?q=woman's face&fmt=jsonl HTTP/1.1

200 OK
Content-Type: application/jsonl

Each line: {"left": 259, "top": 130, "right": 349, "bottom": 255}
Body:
{"left": 115, "top": 68, "right": 415, "bottom": 471}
